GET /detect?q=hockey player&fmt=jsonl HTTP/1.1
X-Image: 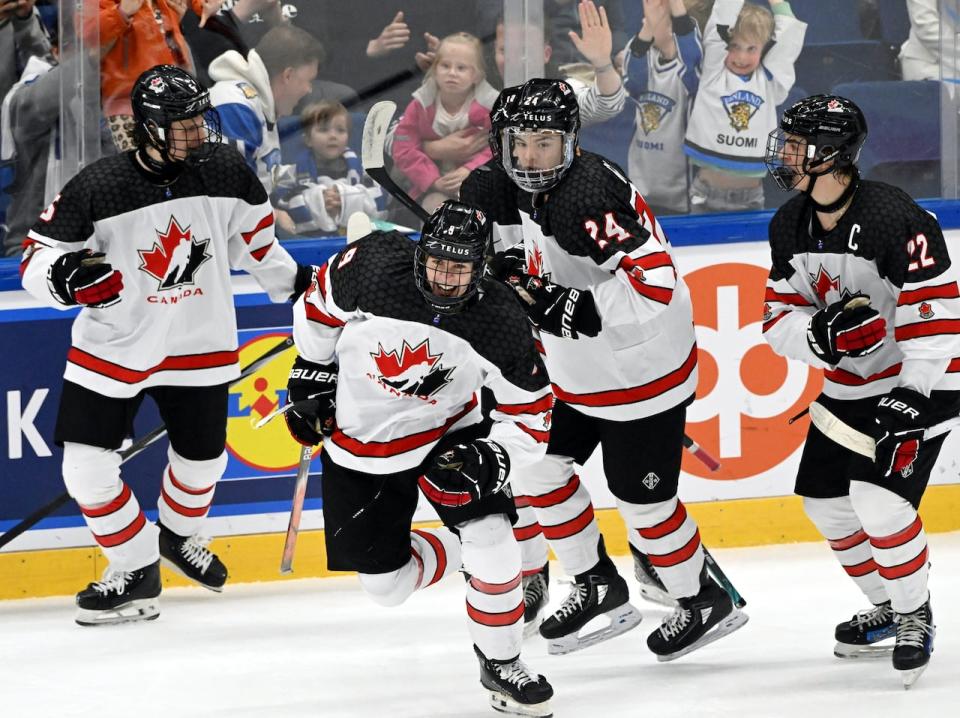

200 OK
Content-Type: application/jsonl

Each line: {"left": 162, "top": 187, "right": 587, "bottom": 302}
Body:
{"left": 763, "top": 94, "right": 960, "bottom": 687}
{"left": 284, "top": 201, "right": 554, "bottom": 717}
{"left": 18, "top": 65, "right": 309, "bottom": 626}
{"left": 461, "top": 78, "right": 748, "bottom": 660}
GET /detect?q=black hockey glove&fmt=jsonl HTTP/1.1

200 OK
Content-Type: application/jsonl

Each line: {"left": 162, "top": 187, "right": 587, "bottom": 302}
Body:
{"left": 47, "top": 250, "right": 124, "bottom": 308}
{"left": 807, "top": 295, "right": 887, "bottom": 365}
{"left": 487, "top": 245, "right": 527, "bottom": 282}
{"left": 873, "top": 387, "right": 933, "bottom": 478}
{"left": 289, "top": 263, "right": 315, "bottom": 303}
{"left": 506, "top": 274, "right": 601, "bottom": 339}
{"left": 284, "top": 356, "right": 338, "bottom": 446}
{"left": 421, "top": 439, "right": 511, "bottom": 508}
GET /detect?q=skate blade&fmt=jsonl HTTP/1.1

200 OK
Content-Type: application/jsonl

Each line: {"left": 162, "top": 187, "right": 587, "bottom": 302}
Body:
{"left": 636, "top": 583, "right": 677, "bottom": 608}
{"left": 900, "top": 664, "right": 929, "bottom": 689}
{"left": 546, "top": 602, "right": 642, "bottom": 656}
{"left": 833, "top": 642, "right": 893, "bottom": 659}
{"left": 161, "top": 557, "right": 224, "bottom": 593}
{"left": 75, "top": 598, "right": 160, "bottom": 627}
{"left": 656, "top": 609, "right": 749, "bottom": 663}
{"left": 488, "top": 690, "right": 552, "bottom": 718}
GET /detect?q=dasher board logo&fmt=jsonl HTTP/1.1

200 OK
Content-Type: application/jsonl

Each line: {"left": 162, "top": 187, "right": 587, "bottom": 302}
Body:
{"left": 722, "top": 90, "right": 763, "bottom": 132}
{"left": 633, "top": 91, "right": 676, "bottom": 135}
{"left": 138, "top": 217, "right": 211, "bottom": 291}
{"left": 370, "top": 339, "right": 454, "bottom": 398}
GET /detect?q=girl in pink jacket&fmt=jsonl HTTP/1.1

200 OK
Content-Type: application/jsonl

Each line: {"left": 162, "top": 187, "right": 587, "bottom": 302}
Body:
{"left": 392, "top": 32, "right": 498, "bottom": 213}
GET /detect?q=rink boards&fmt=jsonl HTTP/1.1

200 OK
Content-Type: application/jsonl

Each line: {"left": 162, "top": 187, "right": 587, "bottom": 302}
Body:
{"left": 2, "top": 234, "right": 959, "bottom": 599}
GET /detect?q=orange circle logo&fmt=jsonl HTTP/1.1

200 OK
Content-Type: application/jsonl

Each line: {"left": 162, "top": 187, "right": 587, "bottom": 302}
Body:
{"left": 683, "top": 263, "right": 822, "bottom": 479}
{"left": 225, "top": 333, "right": 311, "bottom": 471}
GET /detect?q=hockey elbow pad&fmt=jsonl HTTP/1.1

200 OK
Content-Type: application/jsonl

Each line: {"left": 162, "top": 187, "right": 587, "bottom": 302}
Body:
{"left": 508, "top": 274, "right": 601, "bottom": 339}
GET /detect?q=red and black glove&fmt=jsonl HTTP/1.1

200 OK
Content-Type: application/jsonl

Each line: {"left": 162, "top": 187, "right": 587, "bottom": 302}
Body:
{"left": 284, "top": 356, "right": 338, "bottom": 446}
{"left": 807, "top": 295, "right": 886, "bottom": 365}
{"left": 506, "top": 274, "right": 601, "bottom": 339}
{"left": 873, "top": 387, "right": 933, "bottom": 478}
{"left": 419, "top": 439, "right": 511, "bottom": 507}
{"left": 47, "top": 250, "right": 123, "bottom": 307}
{"left": 487, "top": 245, "right": 526, "bottom": 282}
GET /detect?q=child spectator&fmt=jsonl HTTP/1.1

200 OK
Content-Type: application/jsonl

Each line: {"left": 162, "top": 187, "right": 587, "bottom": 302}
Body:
{"left": 276, "top": 100, "right": 385, "bottom": 235}
{"left": 683, "top": 0, "right": 805, "bottom": 212}
{"left": 623, "top": 0, "right": 703, "bottom": 215}
{"left": 392, "top": 31, "right": 498, "bottom": 214}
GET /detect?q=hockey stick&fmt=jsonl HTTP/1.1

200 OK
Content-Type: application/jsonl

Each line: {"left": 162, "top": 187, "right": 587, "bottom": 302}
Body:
{"left": 362, "top": 101, "right": 430, "bottom": 224}
{"left": 280, "top": 443, "right": 316, "bottom": 574}
{"left": 704, "top": 548, "right": 746, "bottom": 608}
{"left": 809, "top": 400, "right": 960, "bottom": 460}
{"left": 0, "top": 335, "right": 295, "bottom": 550}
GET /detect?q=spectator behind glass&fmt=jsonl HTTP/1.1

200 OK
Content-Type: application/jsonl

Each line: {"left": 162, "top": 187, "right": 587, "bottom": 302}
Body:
{"left": 900, "top": 0, "right": 941, "bottom": 81}
{"left": 1, "top": 0, "right": 49, "bottom": 102}
{"left": 273, "top": 100, "right": 385, "bottom": 235}
{"left": 683, "top": 0, "right": 805, "bottom": 213}
{"left": 90, "top": 0, "right": 221, "bottom": 151}
{"left": 623, "top": 0, "right": 703, "bottom": 216}
{"left": 392, "top": 32, "right": 497, "bottom": 214}
{"left": 208, "top": 23, "right": 322, "bottom": 199}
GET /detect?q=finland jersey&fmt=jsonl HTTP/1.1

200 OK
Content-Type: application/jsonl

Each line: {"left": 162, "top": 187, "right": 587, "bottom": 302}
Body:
{"left": 462, "top": 153, "right": 698, "bottom": 421}
{"left": 763, "top": 180, "right": 960, "bottom": 399}
{"left": 20, "top": 147, "right": 297, "bottom": 398}
{"left": 209, "top": 79, "right": 281, "bottom": 193}
{"left": 293, "top": 231, "right": 553, "bottom": 475}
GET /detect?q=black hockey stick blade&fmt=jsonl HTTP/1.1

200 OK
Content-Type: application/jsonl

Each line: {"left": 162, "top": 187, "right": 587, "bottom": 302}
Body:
{"left": 362, "top": 101, "right": 430, "bottom": 223}
{"left": 704, "top": 547, "right": 747, "bottom": 608}
{"left": 0, "top": 335, "right": 295, "bottom": 550}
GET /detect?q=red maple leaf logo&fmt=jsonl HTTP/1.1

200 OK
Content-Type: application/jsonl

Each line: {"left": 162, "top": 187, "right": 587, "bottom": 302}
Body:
{"left": 527, "top": 244, "right": 543, "bottom": 277}
{"left": 139, "top": 217, "right": 192, "bottom": 282}
{"left": 371, "top": 339, "right": 440, "bottom": 378}
{"left": 811, "top": 266, "right": 841, "bottom": 303}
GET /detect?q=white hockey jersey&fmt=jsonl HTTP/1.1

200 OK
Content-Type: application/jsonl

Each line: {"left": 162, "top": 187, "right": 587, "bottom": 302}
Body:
{"left": 20, "top": 147, "right": 298, "bottom": 398}
{"left": 462, "top": 153, "right": 698, "bottom": 421}
{"left": 763, "top": 181, "right": 960, "bottom": 400}
{"left": 293, "top": 231, "right": 553, "bottom": 475}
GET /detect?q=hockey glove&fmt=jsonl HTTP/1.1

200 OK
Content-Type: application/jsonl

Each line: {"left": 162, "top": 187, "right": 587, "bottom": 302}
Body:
{"left": 807, "top": 295, "right": 887, "bottom": 365}
{"left": 873, "top": 387, "right": 934, "bottom": 478}
{"left": 289, "top": 263, "right": 315, "bottom": 303}
{"left": 421, "top": 439, "right": 511, "bottom": 508}
{"left": 487, "top": 245, "right": 527, "bottom": 282}
{"left": 47, "top": 250, "right": 123, "bottom": 308}
{"left": 284, "top": 356, "right": 338, "bottom": 446}
{"left": 507, "top": 274, "right": 601, "bottom": 339}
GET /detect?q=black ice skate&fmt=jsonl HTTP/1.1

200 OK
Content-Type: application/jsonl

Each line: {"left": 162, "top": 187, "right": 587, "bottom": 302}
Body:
{"left": 474, "top": 645, "right": 553, "bottom": 717}
{"left": 522, "top": 563, "right": 549, "bottom": 639}
{"left": 629, "top": 544, "right": 676, "bottom": 607}
{"left": 893, "top": 599, "right": 935, "bottom": 689}
{"left": 647, "top": 579, "right": 748, "bottom": 661}
{"left": 75, "top": 560, "right": 162, "bottom": 626}
{"left": 158, "top": 522, "right": 227, "bottom": 591}
{"left": 539, "top": 571, "right": 641, "bottom": 655}
{"left": 833, "top": 601, "right": 896, "bottom": 659}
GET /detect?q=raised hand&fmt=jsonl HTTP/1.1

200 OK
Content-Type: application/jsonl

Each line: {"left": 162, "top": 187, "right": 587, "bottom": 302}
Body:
{"left": 569, "top": 0, "right": 613, "bottom": 69}
{"left": 367, "top": 11, "right": 411, "bottom": 58}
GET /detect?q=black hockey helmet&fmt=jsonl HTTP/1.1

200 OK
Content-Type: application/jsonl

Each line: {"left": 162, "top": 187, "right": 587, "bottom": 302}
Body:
{"left": 132, "top": 65, "right": 222, "bottom": 168}
{"left": 765, "top": 94, "right": 867, "bottom": 190}
{"left": 415, "top": 201, "right": 490, "bottom": 315}
{"left": 491, "top": 78, "right": 580, "bottom": 192}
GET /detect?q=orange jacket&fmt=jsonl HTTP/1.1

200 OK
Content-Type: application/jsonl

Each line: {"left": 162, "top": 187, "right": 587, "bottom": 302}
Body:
{"left": 91, "top": 0, "right": 203, "bottom": 116}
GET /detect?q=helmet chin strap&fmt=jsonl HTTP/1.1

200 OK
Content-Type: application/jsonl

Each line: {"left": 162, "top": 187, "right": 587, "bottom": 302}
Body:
{"left": 136, "top": 143, "right": 184, "bottom": 184}
{"left": 803, "top": 165, "right": 859, "bottom": 213}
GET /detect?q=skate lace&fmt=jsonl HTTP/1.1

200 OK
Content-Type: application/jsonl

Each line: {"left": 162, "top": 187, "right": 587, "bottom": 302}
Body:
{"left": 92, "top": 570, "right": 134, "bottom": 596}
{"left": 552, "top": 581, "right": 588, "bottom": 620}
{"left": 180, "top": 534, "right": 215, "bottom": 573}
{"left": 852, "top": 603, "right": 893, "bottom": 628}
{"left": 896, "top": 608, "right": 933, "bottom": 648}
{"left": 522, "top": 572, "right": 547, "bottom": 608}
{"left": 659, "top": 606, "right": 693, "bottom": 639}
{"left": 495, "top": 659, "right": 537, "bottom": 689}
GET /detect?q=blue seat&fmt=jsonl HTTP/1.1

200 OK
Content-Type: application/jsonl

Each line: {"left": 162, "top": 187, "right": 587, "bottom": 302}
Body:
{"left": 791, "top": 0, "right": 863, "bottom": 43}
{"left": 832, "top": 80, "right": 940, "bottom": 198}
{"left": 794, "top": 41, "right": 897, "bottom": 96}
{"left": 876, "top": 0, "right": 911, "bottom": 47}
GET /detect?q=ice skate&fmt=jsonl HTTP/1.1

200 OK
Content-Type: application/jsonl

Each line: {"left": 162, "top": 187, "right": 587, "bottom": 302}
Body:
{"left": 893, "top": 599, "right": 934, "bottom": 689}
{"left": 522, "top": 563, "right": 549, "bottom": 639}
{"left": 629, "top": 544, "right": 676, "bottom": 607}
{"left": 647, "top": 579, "right": 748, "bottom": 661}
{"left": 539, "top": 571, "right": 641, "bottom": 655}
{"left": 159, "top": 522, "right": 228, "bottom": 591}
{"left": 833, "top": 601, "right": 896, "bottom": 658}
{"left": 75, "top": 560, "right": 162, "bottom": 626}
{"left": 475, "top": 645, "right": 553, "bottom": 717}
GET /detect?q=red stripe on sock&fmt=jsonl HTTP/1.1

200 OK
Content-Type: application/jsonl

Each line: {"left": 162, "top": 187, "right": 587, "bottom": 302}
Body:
{"left": 412, "top": 530, "right": 447, "bottom": 586}
{"left": 829, "top": 529, "right": 869, "bottom": 551}
{"left": 79, "top": 483, "right": 131, "bottom": 518}
{"left": 526, "top": 474, "right": 581, "bottom": 508}
{"left": 167, "top": 467, "right": 214, "bottom": 496}
{"left": 638, "top": 501, "right": 687, "bottom": 540}
{"left": 870, "top": 517, "right": 923, "bottom": 549}
{"left": 878, "top": 547, "right": 928, "bottom": 580}
{"left": 844, "top": 558, "right": 879, "bottom": 577}
{"left": 513, "top": 523, "right": 542, "bottom": 541}
{"left": 541, "top": 505, "right": 595, "bottom": 541}
{"left": 647, "top": 529, "right": 702, "bottom": 568}
{"left": 410, "top": 547, "right": 425, "bottom": 589}
{"left": 466, "top": 599, "right": 525, "bottom": 627}
{"left": 160, "top": 486, "right": 211, "bottom": 517}
{"left": 93, "top": 512, "right": 147, "bottom": 548}
{"left": 469, "top": 572, "right": 522, "bottom": 595}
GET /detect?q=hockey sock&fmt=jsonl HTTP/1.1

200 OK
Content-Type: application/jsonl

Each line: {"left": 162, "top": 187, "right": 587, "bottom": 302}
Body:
{"left": 850, "top": 481, "right": 929, "bottom": 614}
{"left": 512, "top": 500, "right": 549, "bottom": 575}
{"left": 460, "top": 515, "right": 525, "bottom": 661}
{"left": 157, "top": 447, "right": 227, "bottom": 537}
{"left": 803, "top": 495, "right": 887, "bottom": 604}
{"left": 64, "top": 442, "right": 159, "bottom": 570}
{"left": 618, "top": 497, "right": 704, "bottom": 599}
{"left": 358, "top": 527, "right": 462, "bottom": 607}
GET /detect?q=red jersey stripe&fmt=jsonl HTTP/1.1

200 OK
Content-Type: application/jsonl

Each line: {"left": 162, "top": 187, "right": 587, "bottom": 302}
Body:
{"left": 762, "top": 312, "right": 789, "bottom": 334}
{"left": 305, "top": 301, "right": 345, "bottom": 328}
{"left": 496, "top": 395, "right": 554, "bottom": 416}
{"left": 250, "top": 242, "right": 273, "bottom": 262}
{"left": 825, "top": 363, "right": 902, "bottom": 386}
{"left": 67, "top": 347, "right": 238, "bottom": 384}
{"left": 240, "top": 212, "right": 274, "bottom": 245}
{"left": 897, "top": 282, "right": 960, "bottom": 306}
{"left": 895, "top": 319, "right": 960, "bottom": 341}
{"left": 517, "top": 422, "right": 550, "bottom": 444}
{"left": 765, "top": 287, "right": 813, "bottom": 306}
